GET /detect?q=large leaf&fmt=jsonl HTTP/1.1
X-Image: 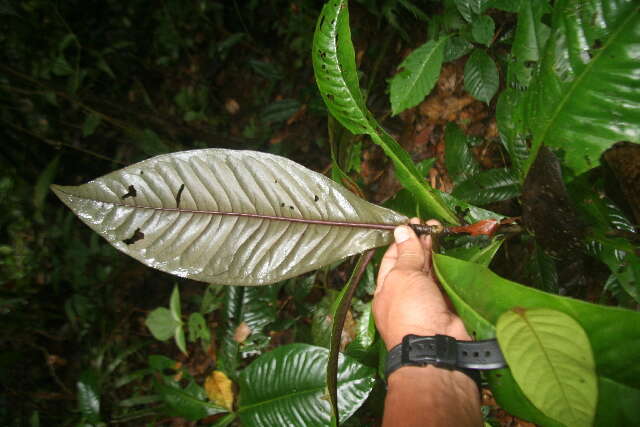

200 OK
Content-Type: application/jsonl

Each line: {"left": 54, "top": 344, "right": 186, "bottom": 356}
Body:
{"left": 218, "top": 284, "right": 281, "bottom": 378}
{"left": 497, "top": 308, "right": 597, "bottom": 427}
{"left": 433, "top": 254, "right": 640, "bottom": 425}
{"left": 312, "top": 0, "right": 459, "bottom": 224}
{"left": 524, "top": 0, "right": 640, "bottom": 176}
{"left": 51, "top": 149, "right": 406, "bottom": 286}
{"left": 452, "top": 168, "right": 520, "bottom": 205}
{"left": 496, "top": 88, "right": 530, "bottom": 181}
{"left": 464, "top": 49, "right": 499, "bottom": 104}
{"left": 389, "top": 36, "right": 448, "bottom": 115}
{"left": 444, "top": 123, "right": 480, "bottom": 185}
{"left": 237, "top": 344, "right": 375, "bottom": 426}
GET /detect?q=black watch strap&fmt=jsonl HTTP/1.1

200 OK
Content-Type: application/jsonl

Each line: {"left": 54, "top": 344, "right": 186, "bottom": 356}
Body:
{"left": 386, "top": 334, "right": 506, "bottom": 379}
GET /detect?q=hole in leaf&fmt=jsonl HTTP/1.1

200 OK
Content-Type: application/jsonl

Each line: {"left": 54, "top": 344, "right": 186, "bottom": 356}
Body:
{"left": 289, "top": 206, "right": 294, "bottom": 210}
{"left": 462, "top": 351, "right": 468, "bottom": 357}
{"left": 314, "top": 195, "right": 319, "bottom": 202}
{"left": 121, "top": 185, "right": 137, "bottom": 199}
{"left": 123, "top": 228, "right": 144, "bottom": 245}
{"left": 485, "top": 351, "right": 491, "bottom": 357}
{"left": 280, "top": 202, "right": 285, "bottom": 207}
{"left": 473, "top": 352, "right": 479, "bottom": 358}
{"left": 175, "top": 184, "right": 185, "bottom": 208}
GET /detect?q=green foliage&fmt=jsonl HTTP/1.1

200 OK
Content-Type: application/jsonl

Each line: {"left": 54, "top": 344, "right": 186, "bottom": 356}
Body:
{"left": 464, "top": 49, "right": 499, "bottom": 104}
{"left": 497, "top": 308, "right": 597, "bottom": 427}
{"left": 389, "top": 37, "right": 448, "bottom": 115}
{"left": 237, "top": 344, "right": 375, "bottom": 426}
{"left": 434, "top": 255, "right": 640, "bottom": 425}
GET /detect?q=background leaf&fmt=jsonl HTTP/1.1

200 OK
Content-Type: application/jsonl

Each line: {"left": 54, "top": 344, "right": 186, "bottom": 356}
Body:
{"left": 452, "top": 168, "right": 520, "bottom": 205}
{"left": 390, "top": 37, "right": 448, "bottom": 115}
{"left": 496, "top": 88, "right": 529, "bottom": 181}
{"left": 524, "top": 0, "right": 640, "bottom": 176}
{"left": 444, "top": 122, "right": 480, "bottom": 185}
{"left": 237, "top": 344, "right": 375, "bottom": 426}
{"left": 145, "top": 307, "right": 180, "bottom": 341}
{"left": 464, "top": 49, "right": 499, "bottom": 104}
{"left": 433, "top": 254, "right": 640, "bottom": 425}
{"left": 497, "top": 308, "right": 597, "bottom": 427}
{"left": 313, "top": 0, "right": 459, "bottom": 224}
{"left": 77, "top": 369, "right": 101, "bottom": 423}
{"left": 471, "top": 15, "right": 495, "bottom": 46}
{"left": 52, "top": 149, "right": 406, "bottom": 286}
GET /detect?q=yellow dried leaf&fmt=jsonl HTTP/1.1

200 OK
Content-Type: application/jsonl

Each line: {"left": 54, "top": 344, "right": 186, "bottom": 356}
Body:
{"left": 205, "top": 370, "right": 234, "bottom": 410}
{"left": 233, "top": 321, "right": 251, "bottom": 343}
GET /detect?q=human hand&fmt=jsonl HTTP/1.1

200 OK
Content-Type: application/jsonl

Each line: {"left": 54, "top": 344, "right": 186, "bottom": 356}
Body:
{"left": 373, "top": 218, "right": 471, "bottom": 350}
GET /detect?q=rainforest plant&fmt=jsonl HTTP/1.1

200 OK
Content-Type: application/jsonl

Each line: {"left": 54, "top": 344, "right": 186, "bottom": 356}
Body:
{"left": 51, "top": 0, "right": 639, "bottom": 425}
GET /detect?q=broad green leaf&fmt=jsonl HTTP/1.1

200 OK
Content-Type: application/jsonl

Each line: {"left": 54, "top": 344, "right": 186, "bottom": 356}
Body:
{"left": 471, "top": 15, "right": 495, "bottom": 46}
{"left": 444, "top": 36, "right": 474, "bottom": 62}
{"left": 524, "top": 0, "right": 640, "bottom": 176}
{"left": 146, "top": 307, "right": 180, "bottom": 341}
{"left": 390, "top": 37, "right": 448, "bottom": 115}
{"left": 496, "top": 88, "right": 529, "bottom": 181}
{"left": 156, "top": 379, "right": 227, "bottom": 421}
{"left": 313, "top": 0, "right": 459, "bottom": 224}
{"left": 497, "top": 308, "right": 597, "bottom": 427}
{"left": 170, "top": 285, "right": 181, "bottom": 322}
{"left": 512, "top": 0, "right": 551, "bottom": 63}
{"left": 526, "top": 244, "right": 558, "bottom": 293}
{"left": 237, "top": 344, "right": 375, "bottom": 426}
{"left": 433, "top": 254, "right": 640, "bottom": 425}
{"left": 51, "top": 149, "right": 406, "bottom": 286}
{"left": 77, "top": 369, "right": 101, "bottom": 423}
{"left": 464, "top": 49, "right": 499, "bottom": 104}
{"left": 344, "top": 301, "right": 377, "bottom": 363}
{"left": 218, "top": 284, "right": 281, "bottom": 378}
{"left": 452, "top": 168, "right": 520, "bottom": 205}
{"left": 444, "top": 123, "right": 480, "bottom": 185}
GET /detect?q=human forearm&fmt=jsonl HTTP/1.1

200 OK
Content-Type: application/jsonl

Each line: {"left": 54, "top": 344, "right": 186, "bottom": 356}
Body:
{"left": 383, "top": 366, "right": 482, "bottom": 427}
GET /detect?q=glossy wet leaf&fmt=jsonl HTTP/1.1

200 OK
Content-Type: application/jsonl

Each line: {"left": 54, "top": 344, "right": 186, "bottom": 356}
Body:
{"left": 312, "top": 0, "right": 458, "bottom": 223}
{"left": 497, "top": 308, "right": 597, "bottom": 427}
{"left": 445, "top": 123, "right": 479, "bottom": 185}
{"left": 525, "top": 0, "right": 640, "bottom": 176}
{"left": 218, "top": 285, "right": 281, "bottom": 378}
{"left": 237, "top": 344, "right": 375, "bottom": 426}
{"left": 496, "top": 88, "right": 529, "bottom": 181}
{"left": 452, "top": 168, "right": 520, "bottom": 205}
{"left": 464, "top": 49, "right": 499, "bottom": 104}
{"left": 454, "top": 0, "right": 490, "bottom": 22}
{"left": 512, "top": 0, "right": 550, "bottom": 63}
{"left": 444, "top": 36, "right": 474, "bottom": 62}
{"left": 389, "top": 37, "right": 448, "bottom": 115}
{"left": 51, "top": 149, "right": 406, "bottom": 286}
{"left": 433, "top": 254, "right": 640, "bottom": 425}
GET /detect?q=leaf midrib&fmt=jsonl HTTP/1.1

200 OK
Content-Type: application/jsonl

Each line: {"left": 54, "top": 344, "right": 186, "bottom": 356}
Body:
{"left": 527, "top": 6, "right": 638, "bottom": 174}
{"left": 56, "top": 189, "right": 400, "bottom": 231}
{"left": 518, "top": 313, "right": 581, "bottom": 424}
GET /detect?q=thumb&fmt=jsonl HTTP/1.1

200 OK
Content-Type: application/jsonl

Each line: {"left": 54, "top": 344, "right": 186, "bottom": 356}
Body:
{"left": 393, "top": 225, "right": 425, "bottom": 271}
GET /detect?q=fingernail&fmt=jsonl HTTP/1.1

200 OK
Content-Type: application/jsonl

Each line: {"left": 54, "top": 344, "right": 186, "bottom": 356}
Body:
{"left": 394, "top": 226, "right": 412, "bottom": 244}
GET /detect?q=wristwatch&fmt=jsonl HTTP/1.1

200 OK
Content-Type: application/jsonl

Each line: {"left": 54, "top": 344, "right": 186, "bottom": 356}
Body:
{"left": 385, "top": 334, "right": 507, "bottom": 388}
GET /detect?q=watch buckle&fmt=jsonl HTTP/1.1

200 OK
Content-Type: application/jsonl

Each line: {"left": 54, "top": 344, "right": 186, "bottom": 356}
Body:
{"left": 401, "top": 334, "right": 458, "bottom": 369}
